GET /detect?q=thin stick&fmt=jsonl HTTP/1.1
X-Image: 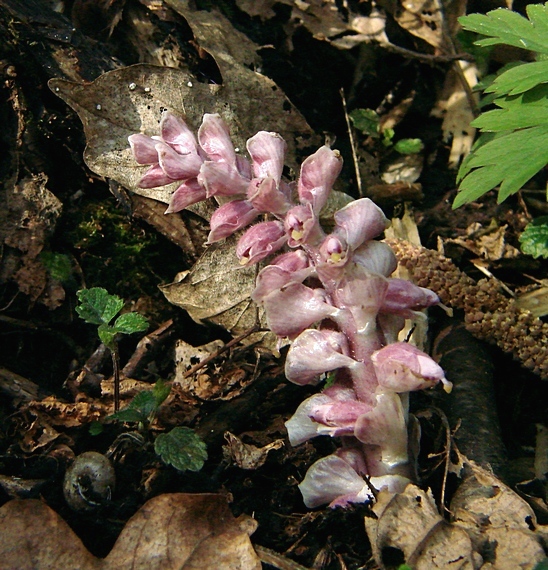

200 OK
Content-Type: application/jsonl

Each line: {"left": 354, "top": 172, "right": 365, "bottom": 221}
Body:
{"left": 255, "top": 545, "right": 312, "bottom": 570}
{"left": 340, "top": 88, "right": 362, "bottom": 197}
{"left": 111, "top": 346, "right": 121, "bottom": 412}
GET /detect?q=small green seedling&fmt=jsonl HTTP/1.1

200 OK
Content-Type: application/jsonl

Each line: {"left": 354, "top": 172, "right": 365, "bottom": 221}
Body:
{"left": 349, "top": 108, "right": 424, "bottom": 154}
{"left": 108, "top": 379, "right": 208, "bottom": 473}
{"left": 519, "top": 215, "right": 548, "bottom": 259}
{"left": 76, "top": 287, "right": 148, "bottom": 411}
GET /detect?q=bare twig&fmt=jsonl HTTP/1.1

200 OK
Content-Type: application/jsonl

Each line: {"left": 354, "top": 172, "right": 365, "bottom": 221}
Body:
{"left": 255, "top": 545, "right": 312, "bottom": 570}
{"left": 340, "top": 88, "right": 362, "bottom": 197}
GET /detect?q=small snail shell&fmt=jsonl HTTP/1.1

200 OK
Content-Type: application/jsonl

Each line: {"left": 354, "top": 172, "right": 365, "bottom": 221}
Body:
{"left": 63, "top": 451, "right": 115, "bottom": 511}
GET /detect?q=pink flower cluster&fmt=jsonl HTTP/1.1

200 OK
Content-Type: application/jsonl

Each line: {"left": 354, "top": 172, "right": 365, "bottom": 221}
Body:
{"left": 129, "top": 113, "right": 451, "bottom": 508}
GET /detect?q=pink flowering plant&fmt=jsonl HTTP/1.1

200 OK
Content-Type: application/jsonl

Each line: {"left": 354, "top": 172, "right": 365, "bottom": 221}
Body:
{"left": 129, "top": 112, "right": 452, "bottom": 508}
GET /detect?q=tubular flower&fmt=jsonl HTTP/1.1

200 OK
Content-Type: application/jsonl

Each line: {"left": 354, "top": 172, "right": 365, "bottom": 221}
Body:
{"left": 128, "top": 113, "right": 448, "bottom": 509}
{"left": 235, "top": 221, "right": 287, "bottom": 266}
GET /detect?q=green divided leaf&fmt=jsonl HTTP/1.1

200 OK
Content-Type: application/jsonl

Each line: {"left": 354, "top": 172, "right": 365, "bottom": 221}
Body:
{"left": 109, "top": 407, "right": 149, "bottom": 423}
{"left": 97, "top": 323, "right": 118, "bottom": 349}
{"left": 472, "top": 84, "right": 548, "bottom": 131}
{"left": 519, "top": 216, "right": 548, "bottom": 258}
{"left": 349, "top": 108, "right": 380, "bottom": 137}
{"left": 109, "top": 381, "right": 170, "bottom": 423}
{"left": 154, "top": 427, "right": 207, "bottom": 472}
{"left": 459, "top": 3, "right": 548, "bottom": 54}
{"left": 153, "top": 379, "right": 171, "bottom": 408}
{"left": 485, "top": 60, "right": 548, "bottom": 96}
{"left": 454, "top": 125, "right": 548, "bottom": 207}
{"left": 113, "top": 312, "right": 148, "bottom": 335}
{"left": 393, "top": 138, "right": 424, "bottom": 154}
{"left": 76, "top": 287, "right": 124, "bottom": 326}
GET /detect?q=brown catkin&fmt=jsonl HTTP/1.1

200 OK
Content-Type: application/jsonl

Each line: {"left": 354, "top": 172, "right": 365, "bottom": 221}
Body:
{"left": 386, "top": 238, "right": 548, "bottom": 380}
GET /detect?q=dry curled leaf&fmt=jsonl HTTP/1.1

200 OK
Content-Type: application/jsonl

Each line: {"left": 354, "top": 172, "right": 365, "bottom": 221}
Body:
{"left": 0, "top": 493, "right": 261, "bottom": 570}
{"left": 224, "top": 431, "right": 284, "bottom": 470}
{"left": 365, "top": 461, "right": 548, "bottom": 569}
{"left": 365, "top": 484, "right": 477, "bottom": 570}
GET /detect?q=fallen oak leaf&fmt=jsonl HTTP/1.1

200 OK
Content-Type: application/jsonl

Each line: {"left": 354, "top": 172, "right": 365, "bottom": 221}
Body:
{"left": 0, "top": 494, "right": 261, "bottom": 570}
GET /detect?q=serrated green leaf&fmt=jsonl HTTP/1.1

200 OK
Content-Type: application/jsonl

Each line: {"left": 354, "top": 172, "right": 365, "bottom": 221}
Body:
{"left": 519, "top": 216, "right": 548, "bottom": 258}
{"left": 485, "top": 60, "right": 548, "bottom": 96}
{"left": 349, "top": 108, "right": 380, "bottom": 136}
{"left": 533, "top": 558, "right": 548, "bottom": 570}
{"left": 109, "top": 407, "right": 148, "bottom": 423}
{"left": 472, "top": 100, "right": 548, "bottom": 131}
{"left": 129, "top": 389, "right": 158, "bottom": 417}
{"left": 153, "top": 379, "right": 171, "bottom": 407}
{"left": 113, "top": 312, "right": 148, "bottom": 335}
{"left": 454, "top": 125, "right": 548, "bottom": 207}
{"left": 98, "top": 323, "right": 118, "bottom": 349}
{"left": 154, "top": 427, "right": 207, "bottom": 472}
{"left": 393, "top": 138, "right": 424, "bottom": 154}
{"left": 459, "top": 4, "right": 548, "bottom": 54}
{"left": 76, "top": 288, "right": 124, "bottom": 326}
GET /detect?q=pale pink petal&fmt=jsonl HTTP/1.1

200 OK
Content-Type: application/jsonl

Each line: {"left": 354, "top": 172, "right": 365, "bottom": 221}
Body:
{"left": 236, "top": 221, "right": 287, "bottom": 266}
{"left": 160, "top": 113, "right": 199, "bottom": 155}
{"left": 128, "top": 134, "right": 159, "bottom": 164}
{"left": 297, "top": 454, "right": 372, "bottom": 508}
{"left": 284, "top": 204, "right": 323, "bottom": 248}
{"left": 371, "top": 342, "right": 450, "bottom": 392}
{"left": 156, "top": 142, "right": 203, "bottom": 179}
{"left": 297, "top": 146, "right": 343, "bottom": 213}
{"left": 247, "top": 177, "right": 291, "bottom": 215}
{"left": 285, "top": 329, "right": 358, "bottom": 383}
{"left": 335, "top": 265, "right": 388, "bottom": 334}
{"left": 251, "top": 251, "right": 312, "bottom": 303}
{"left": 138, "top": 164, "right": 175, "bottom": 188}
{"left": 263, "top": 286, "right": 342, "bottom": 338}
{"left": 352, "top": 241, "right": 398, "bottom": 276}
{"left": 198, "top": 113, "right": 236, "bottom": 164}
{"left": 270, "top": 250, "right": 310, "bottom": 273}
{"left": 165, "top": 179, "right": 207, "bottom": 213}
{"left": 380, "top": 279, "right": 439, "bottom": 317}
{"left": 334, "top": 198, "right": 388, "bottom": 250}
{"left": 246, "top": 131, "right": 287, "bottom": 181}
{"left": 354, "top": 391, "right": 409, "bottom": 467}
{"left": 198, "top": 161, "right": 250, "bottom": 197}
{"left": 285, "top": 393, "right": 339, "bottom": 446}
{"left": 206, "top": 200, "right": 259, "bottom": 243}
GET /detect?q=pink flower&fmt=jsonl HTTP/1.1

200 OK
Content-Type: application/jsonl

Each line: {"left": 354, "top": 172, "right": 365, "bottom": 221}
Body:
{"left": 298, "top": 146, "right": 343, "bottom": 213}
{"left": 333, "top": 198, "right": 388, "bottom": 250}
{"left": 261, "top": 286, "right": 341, "bottom": 338}
{"left": 284, "top": 204, "right": 323, "bottom": 248}
{"left": 285, "top": 329, "right": 360, "bottom": 384}
{"left": 236, "top": 221, "right": 287, "bottom": 265}
{"left": 285, "top": 387, "right": 371, "bottom": 446}
{"left": 207, "top": 200, "right": 260, "bottom": 243}
{"left": 247, "top": 131, "right": 287, "bottom": 181}
{"left": 354, "top": 391, "right": 408, "bottom": 466}
{"left": 251, "top": 251, "right": 312, "bottom": 303}
{"left": 380, "top": 279, "right": 439, "bottom": 317}
{"left": 371, "top": 342, "right": 451, "bottom": 392}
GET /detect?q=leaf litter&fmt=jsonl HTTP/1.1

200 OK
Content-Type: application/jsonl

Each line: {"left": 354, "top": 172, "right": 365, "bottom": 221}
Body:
{"left": 1, "top": 0, "right": 548, "bottom": 569}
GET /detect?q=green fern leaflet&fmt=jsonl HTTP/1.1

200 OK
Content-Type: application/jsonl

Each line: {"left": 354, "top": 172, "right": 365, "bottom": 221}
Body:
{"left": 454, "top": 3, "right": 548, "bottom": 208}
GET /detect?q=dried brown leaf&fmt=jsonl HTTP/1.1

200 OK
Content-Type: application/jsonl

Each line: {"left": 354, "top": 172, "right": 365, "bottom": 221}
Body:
{"left": 0, "top": 494, "right": 261, "bottom": 570}
{"left": 160, "top": 234, "right": 273, "bottom": 339}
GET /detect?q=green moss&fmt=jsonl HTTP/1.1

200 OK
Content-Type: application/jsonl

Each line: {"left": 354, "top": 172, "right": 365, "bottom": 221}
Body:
{"left": 68, "top": 199, "right": 164, "bottom": 297}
